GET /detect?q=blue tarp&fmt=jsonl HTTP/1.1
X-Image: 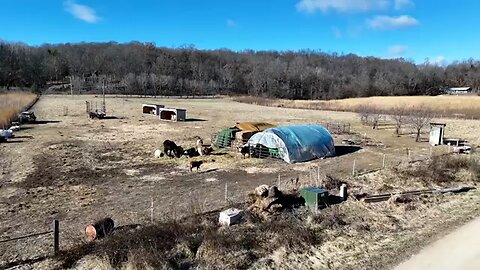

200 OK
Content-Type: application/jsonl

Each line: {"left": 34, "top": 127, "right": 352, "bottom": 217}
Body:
{"left": 246, "top": 125, "right": 335, "bottom": 163}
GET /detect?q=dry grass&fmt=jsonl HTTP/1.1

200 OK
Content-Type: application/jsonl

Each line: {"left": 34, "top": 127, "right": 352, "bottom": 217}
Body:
{"left": 0, "top": 92, "right": 37, "bottom": 127}
{"left": 234, "top": 95, "right": 480, "bottom": 119}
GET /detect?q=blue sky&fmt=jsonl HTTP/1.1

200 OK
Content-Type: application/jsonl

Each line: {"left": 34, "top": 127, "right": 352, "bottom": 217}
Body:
{"left": 0, "top": 0, "right": 478, "bottom": 64}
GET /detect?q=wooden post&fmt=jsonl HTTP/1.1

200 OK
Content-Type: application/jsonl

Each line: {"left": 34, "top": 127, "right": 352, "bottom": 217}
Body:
{"left": 382, "top": 154, "right": 386, "bottom": 168}
{"left": 224, "top": 182, "right": 228, "bottom": 204}
{"left": 69, "top": 76, "right": 73, "bottom": 97}
{"left": 317, "top": 166, "right": 320, "bottom": 186}
{"left": 352, "top": 160, "right": 356, "bottom": 177}
{"left": 53, "top": 220, "right": 59, "bottom": 256}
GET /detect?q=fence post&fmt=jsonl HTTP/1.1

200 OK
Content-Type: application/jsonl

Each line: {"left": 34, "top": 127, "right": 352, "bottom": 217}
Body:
{"left": 382, "top": 154, "right": 386, "bottom": 168}
{"left": 53, "top": 220, "right": 59, "bottom": 256}
{"left": 224, "top": 182, "right": 228, "bottom": 204}
{"left": 317, "top": 166, "right": 320, "bottom": 186}
{"left": 352, "top": 160, "right": 356, "bottom": 177}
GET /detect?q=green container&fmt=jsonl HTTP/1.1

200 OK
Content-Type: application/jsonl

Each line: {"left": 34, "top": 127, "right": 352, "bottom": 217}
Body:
{"left": 300, "top": 187, "right": 329, "bottom": 209}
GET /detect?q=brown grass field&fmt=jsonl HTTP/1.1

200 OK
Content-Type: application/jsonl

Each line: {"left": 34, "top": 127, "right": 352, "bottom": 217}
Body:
{"left": 235, "top": 95, "right": 480, "bottom": 119}
{"left": 0, "top": 92, "right": 38, "bottom": 128}
{"left": 0, "top": 95, "right": 479, "bottom": 269}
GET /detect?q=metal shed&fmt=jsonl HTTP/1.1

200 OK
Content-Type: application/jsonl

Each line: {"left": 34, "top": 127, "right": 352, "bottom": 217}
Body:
{"left": 159, "top": 108, "right": 186, "bottom": 122}
{"left": 429, "top": 123, "right": 446, "bottom": 146}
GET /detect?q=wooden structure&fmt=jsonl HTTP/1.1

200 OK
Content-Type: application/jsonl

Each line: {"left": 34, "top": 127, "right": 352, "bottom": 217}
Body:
{"left": 142, "top": 104, "right": 165, "bottom": 115}
{"left": 429, "top": 123, "right": 446, "bottom": 146}
{"left": 300, "top": 187, "right": 329, "bottom": 209}
{"left": 159, "top": 108, "right": 186, "bottom": 122}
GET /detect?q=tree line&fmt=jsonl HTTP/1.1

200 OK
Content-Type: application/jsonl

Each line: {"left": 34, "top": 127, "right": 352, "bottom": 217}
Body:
{"left": 1, "top": 40, "right": 479, "bottom": 99}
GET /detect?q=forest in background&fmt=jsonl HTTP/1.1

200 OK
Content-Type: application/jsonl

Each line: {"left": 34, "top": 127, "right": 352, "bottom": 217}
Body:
{"left": 1, "top": 41, "right": 479, "bottom": 99}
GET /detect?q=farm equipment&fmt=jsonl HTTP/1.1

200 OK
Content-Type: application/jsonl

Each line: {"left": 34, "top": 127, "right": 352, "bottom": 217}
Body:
{"left": 18, "top": 111, "right": 36, "bottom": 124}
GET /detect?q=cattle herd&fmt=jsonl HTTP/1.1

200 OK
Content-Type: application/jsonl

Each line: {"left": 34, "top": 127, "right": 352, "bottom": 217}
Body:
{"left": 162, "top": 139, "right": 214, "bottom": 159}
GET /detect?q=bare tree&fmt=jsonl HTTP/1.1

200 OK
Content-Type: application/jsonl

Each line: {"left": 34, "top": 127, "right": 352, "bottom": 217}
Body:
{"left": 370, "top": 108, "right": 382, "bottom": 129}
{"left": 358, "top": 106, "right": 382, "bottom": 129}
{"left": 358, "top": 106, "right": 371, "bottom": 126}
{"left": 390, "top": 106, "right": 407, "bottom": 136}
{"left": 408, "top": 105, "right": 433, "bottom": 142}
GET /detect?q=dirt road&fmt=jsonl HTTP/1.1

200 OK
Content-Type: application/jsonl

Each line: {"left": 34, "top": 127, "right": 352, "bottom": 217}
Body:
{"left": 394, "top": 216, "right": 480, "bottom": 270}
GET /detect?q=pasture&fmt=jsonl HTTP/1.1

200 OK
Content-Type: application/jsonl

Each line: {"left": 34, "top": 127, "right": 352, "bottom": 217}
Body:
{"left": 235, "top": 95, "right": 480, "bottom": 119}
{"left": 0, "top": 95, "right": 479, "bottom": 269}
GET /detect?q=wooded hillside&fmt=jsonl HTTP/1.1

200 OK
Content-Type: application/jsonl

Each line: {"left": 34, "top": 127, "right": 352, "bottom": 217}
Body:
{"left": 1, "top": 41, "right": 479, "bottom": 99}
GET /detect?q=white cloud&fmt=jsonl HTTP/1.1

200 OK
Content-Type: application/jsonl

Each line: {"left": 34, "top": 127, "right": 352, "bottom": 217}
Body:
{"left": 388, "top": 45, "right": 408, "bottom": 56}
{"left": 332, "top": 27, "right": 342, "bottom": 38}
{"left": 226, "top": 19, "right": 237, "bottom": 27}
{"left": 394, "top": 0, "right": 414, "bottom": 10}
{"left": 64, "top": 1, "right": 100, "bottom": 23}
{"left": 367, "top": 15, "right": 418, "bottom": 30}
{"left": 297, "top": 0, "right": 389, "bottom": 13}
{"left": 430, "top": 56, "right": 447, "bottom": 66}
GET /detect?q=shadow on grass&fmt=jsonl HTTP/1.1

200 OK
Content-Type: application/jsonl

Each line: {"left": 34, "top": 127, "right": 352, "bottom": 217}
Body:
{"left": 30, "top": 120, "right": 61, "bottom": 124}
{"left": 335, "top": 145, "right": 362, "bottom": 157}
{"left": 184, "top": 118, "right": 207, "bottom": 122}
{"left": 0, "top": 256, "right": 49, "bottom": 269}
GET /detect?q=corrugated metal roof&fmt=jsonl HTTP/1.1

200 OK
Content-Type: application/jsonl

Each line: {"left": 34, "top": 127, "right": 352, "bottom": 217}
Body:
{"left": 234, "top": 122, "right": 276, "bottom": 132}
{"left": 449, "top": 87, "right": 471, "bottom": 91}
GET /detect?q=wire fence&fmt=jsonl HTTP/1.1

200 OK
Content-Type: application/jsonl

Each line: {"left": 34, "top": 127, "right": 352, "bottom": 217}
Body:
{"left": 1, "top": 143, "right": 475, "bottom": 267}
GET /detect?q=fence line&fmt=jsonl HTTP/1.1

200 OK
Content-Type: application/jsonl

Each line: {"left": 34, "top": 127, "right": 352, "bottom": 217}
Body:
{"left": 0, "top": 220, "right": 60, "bottom": 258}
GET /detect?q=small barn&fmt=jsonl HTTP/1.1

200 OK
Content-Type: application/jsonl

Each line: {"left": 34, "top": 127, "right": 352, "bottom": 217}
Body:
{"left": 214, "top": 122, "right": 276, "bottom": 148}
{"left": 142, "top": 104, "right": 165, "bottom": 115}
{"left": 446, "top": 87, "right": 472, "bottom": 95}
{"left": 159, "top": 108, "right": 186, "bottom": 122}
{"left": 245, "top": 125, "right": 335, "bottom": 163}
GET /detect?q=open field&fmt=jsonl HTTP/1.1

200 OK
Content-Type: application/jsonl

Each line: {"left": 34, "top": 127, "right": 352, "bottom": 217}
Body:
{"left": 235, "top": 95, "right": 480, "bottom": 119}
{"left": 0, "top": 95, "right": 479, "bottom": 269}
{"left": 0, "top": 92, "right": 37, "bottom": 127}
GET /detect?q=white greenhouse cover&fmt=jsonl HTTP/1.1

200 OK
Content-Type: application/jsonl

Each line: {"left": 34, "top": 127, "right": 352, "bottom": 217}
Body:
{"left": 246, "top": 125, "right": 335, "bottom": 163}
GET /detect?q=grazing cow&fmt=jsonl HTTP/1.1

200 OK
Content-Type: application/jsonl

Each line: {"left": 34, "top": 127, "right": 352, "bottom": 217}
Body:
{"left": 239, "top": 145, "right": 250, "bottom": 158}
{"left": 190, "top": 160, "right": 203, "bottom": 172}
{"left": 203, "top": 146, "right": 214, "bottom": 155}
{"left": 173, "top": 146, "right": 183, "bottom": 158}
{"left": 163, "top": 140, "right": 178, "bottom": 157}
{"left": 184, "top": 147, "right": 200, "bottom": 158}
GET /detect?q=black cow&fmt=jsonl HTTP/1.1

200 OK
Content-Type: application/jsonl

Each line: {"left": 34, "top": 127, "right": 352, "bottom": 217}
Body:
{"left": 183, "top": 147, "right": 200, "bottom": 158}
{"left": 239, "top": 145, "right": 250, "bottom": 158}
{"left": 163, "top": 140, "right": 178, "bottom": 157}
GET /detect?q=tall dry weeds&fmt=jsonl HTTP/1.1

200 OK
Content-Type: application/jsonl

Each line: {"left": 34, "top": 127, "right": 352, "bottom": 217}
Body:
{"left": 234, "top": 95, "right": 480, "bottom": 120}
{"left": 0, "top": 92, "right": 37, "bottom": 127}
